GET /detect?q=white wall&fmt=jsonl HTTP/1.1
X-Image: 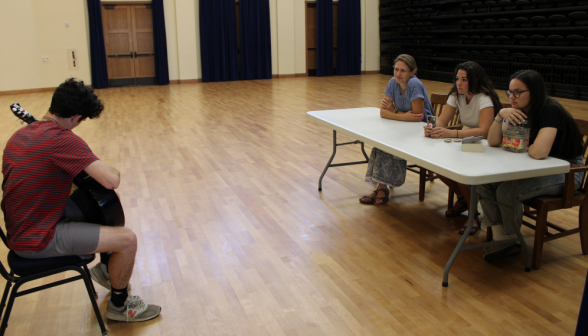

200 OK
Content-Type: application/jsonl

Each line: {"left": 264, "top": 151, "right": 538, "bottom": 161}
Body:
{"left": 0, "top": 0, "right": 92, "bottom": 92}
{"left": 0, "top": 0, "right": 380, "bottom": 91}
{"left": 365, "top": 0, "right": 380, "bottom": 72}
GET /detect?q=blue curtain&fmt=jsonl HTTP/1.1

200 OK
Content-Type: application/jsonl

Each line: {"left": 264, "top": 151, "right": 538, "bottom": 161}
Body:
{"left": 317, "top": 0, "right": 334, "bottom": 77}
{"left": 337, "top": 0, "right": 361, "bottom": 75}
{"left": 199, "top": 0, "right": 239, "bottom": 82}
{"left": 87, "top": 0, "right": 108, "bottom": 88}
{"left": 577, "top": 269, "right": 588, "bottom": 335}
{"left": 240, "top": 0, "right": 272, "bottom": 80}
{"left": 152, "top": 0, "right": 169, "bottom": 85}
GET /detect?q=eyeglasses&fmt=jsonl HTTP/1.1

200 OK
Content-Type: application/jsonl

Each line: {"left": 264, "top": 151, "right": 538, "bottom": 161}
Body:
{"left": 505, "top": 90, "right": 529, "bottom": 98}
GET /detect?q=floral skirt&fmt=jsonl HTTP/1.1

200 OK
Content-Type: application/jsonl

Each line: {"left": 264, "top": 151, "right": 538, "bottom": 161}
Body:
{"left": 365, "top": 148, "right": 407, "bottom": 187}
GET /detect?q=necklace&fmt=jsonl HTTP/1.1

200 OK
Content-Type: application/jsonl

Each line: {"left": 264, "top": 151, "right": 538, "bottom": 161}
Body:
{"left": 42, "top": 116, "right": 58, "bottom": 124}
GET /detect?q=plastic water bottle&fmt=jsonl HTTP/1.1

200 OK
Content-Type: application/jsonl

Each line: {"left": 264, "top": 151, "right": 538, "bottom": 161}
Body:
{"left": 502, "top": 119, "right": 530, "bottom": 153}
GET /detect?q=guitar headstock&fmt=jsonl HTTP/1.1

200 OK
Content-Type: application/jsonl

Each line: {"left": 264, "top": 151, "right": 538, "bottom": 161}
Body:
{"left": 10, "top": 103, "right": 38, "bottom": 125}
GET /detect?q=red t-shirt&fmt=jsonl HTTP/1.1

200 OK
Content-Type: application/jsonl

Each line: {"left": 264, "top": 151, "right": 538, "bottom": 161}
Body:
{"left": 1, "top": 121, "right": 99, "bottom": 252}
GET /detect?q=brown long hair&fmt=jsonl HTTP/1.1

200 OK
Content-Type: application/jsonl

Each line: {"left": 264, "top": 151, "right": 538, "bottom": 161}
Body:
{"left": 447, "top": 61, "right": 501, "bottom": 117}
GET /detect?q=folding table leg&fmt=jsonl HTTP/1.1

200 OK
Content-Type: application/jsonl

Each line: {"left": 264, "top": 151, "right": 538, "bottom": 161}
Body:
{"left": 443, "top": 185, "right": 479, "bottom": 287}
{"left": 318, "top": 131, "right": 339, "bottom": 191}
{"left": 317, "top": 130, "right": 369, "bottom": 191}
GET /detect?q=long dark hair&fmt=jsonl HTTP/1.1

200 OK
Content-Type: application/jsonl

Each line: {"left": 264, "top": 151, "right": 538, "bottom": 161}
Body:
{"left": 510, "top": 69, "right": 583, "bottom": 159}
{"left": 448, "top": 61, "right": 502, "bottom": 117}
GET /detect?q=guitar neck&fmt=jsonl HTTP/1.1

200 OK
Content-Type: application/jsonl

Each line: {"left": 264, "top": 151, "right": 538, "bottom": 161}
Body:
{"left": 10, "top": 103, "right": 39, "bottom": 124}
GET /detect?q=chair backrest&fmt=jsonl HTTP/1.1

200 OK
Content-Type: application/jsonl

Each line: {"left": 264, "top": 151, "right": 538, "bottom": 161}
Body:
{"left": 430, "top": 93, "right": 448, "bottom": 117}
{"left": 574, "top": 118, "right": 588, "bottom": 191}
{"left": 502, "top": 102, "right": 512, "bottom": 108}
{"left": 430, "top": 93, "right": 460, "bottom": 127}
{"left": 0, "top": 224, "right": 16, "bottom": 282}
{"left": 575, "top": 118, "right": 588, "bottom": 161}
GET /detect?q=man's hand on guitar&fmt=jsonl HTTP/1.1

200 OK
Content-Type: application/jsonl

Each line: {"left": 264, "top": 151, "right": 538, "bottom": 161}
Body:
{"left": 84, "top": 160, "right": 120, "bottom": 190}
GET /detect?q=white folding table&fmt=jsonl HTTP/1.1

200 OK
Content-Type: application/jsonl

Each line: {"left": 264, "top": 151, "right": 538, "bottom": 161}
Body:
{"left": 307, "top": 108, "right": 570, "bottom": 286}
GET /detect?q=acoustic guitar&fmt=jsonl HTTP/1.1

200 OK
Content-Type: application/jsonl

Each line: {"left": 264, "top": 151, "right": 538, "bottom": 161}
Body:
{"left": 9, "top": 103, "right": 125, "bottom": 227}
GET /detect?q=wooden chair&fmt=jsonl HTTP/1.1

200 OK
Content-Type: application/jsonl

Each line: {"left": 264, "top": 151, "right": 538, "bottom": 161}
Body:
{"left": 407, "top": 93, "right": 458, "bottom": 201}
{"left": 520, "top": 118, "right": 588, "bottom": 269}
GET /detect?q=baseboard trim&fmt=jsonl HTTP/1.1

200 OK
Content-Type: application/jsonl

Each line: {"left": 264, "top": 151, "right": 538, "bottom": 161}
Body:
{"left": 0, "top": 87, "right": 55, "bottom": 96}
{"left": 272, "top": 74, "right": 297, "bottom": 79}
{"left": 295, "top": 73, "right": 307, "bottom": 77}
{"left": 362, "top": 71, "right": 381, "bottom": 75}
{"left": 179, "top": 79, "right": 201, "bottom": 84}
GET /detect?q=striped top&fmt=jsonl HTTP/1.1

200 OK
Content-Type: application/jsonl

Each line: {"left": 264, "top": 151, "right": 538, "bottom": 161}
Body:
{"left": 384, "top": 76, "right": 434, "bottom": 122}
{"left": 1, "top": 121, "right": 98, "bottom": 252}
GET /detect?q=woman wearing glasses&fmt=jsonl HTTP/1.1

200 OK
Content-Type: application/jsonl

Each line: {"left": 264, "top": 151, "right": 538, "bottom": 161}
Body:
{"left": 359, "top": 54, "right": 434, "bottom": 205}
{"left": 477, "top": 69, "right": 585, "bottom": 261}
{"left": 424, "top": 61, "right": 502, "bottom": 235}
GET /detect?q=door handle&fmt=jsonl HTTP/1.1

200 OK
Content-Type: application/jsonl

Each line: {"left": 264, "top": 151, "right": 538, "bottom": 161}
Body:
{"left": 107, "top": 53, "right": 134, "bottom": 58}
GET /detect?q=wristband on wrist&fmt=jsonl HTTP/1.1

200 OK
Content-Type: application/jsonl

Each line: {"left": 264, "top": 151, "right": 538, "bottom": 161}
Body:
{"left": 494, "top": 116, "right": 503, "bottom": 122}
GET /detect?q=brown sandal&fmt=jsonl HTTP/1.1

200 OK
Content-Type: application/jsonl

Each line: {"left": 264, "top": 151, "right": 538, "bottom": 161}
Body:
{"left": 459, "top": 214, "right": 481, "bottom": 235}
{"left": 373, "top": 188, "right": 390, "bottom": 206}
{"left": 359, "top": 192, "right": 376, "bottom": 204}
{"left": 446, "top": 197, "right": 468, "bottom": 217}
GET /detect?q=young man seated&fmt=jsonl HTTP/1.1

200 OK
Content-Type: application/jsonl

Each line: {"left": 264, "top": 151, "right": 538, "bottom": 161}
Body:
{"left": 1, "top": 78, "right": 161, "bottom": 322}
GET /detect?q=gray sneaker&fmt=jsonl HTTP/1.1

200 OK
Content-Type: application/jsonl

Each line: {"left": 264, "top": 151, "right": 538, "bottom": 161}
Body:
{"left": 90, "top": 263, "right": 131, "bottom": 291}
{"left": 105, "top": 295, "right": 161, "bottom": 322}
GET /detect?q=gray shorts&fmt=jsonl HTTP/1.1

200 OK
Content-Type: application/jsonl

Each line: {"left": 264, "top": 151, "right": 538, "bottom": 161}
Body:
{"left": 15, "top": 198, "right": 101, "bottom": 259}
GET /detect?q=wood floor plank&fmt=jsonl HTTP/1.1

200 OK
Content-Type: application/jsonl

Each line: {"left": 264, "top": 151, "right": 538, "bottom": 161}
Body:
{"left": 0, "top": 75, "right": 586, "bottom": 335}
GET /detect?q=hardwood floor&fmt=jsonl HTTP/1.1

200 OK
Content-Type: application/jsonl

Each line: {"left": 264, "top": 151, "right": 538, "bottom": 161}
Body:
{"left": 0, "top": 75, "right": 586, "bottom": 335}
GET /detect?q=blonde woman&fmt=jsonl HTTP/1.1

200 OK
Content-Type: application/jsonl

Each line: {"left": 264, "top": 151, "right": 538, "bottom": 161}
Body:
{"left": 360, "top": 54, "right": 434, "bottom": 205}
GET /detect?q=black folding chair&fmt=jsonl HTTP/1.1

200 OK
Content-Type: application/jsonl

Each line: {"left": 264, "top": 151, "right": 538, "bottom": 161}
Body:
{"left": 0, "top": 227, "right": 107, "bottom": 335}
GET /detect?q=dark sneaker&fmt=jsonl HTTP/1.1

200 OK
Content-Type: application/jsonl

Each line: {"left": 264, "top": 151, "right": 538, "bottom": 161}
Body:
{"left": 483, "top": 243, "right": 522, "bottom": 262}
{"left": 105, "top": 295, "right": 161, "bottom": 322}
{"left": 90, "top": 262, "right": 131, "bottom": 291}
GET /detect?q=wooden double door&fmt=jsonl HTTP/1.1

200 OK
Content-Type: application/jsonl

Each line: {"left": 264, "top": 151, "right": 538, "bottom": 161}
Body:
{"left": 102, "top": 3, "right": 155, "bottom": 87}
{"left": 305, "top": 2, "right": 339, "bottom": 76}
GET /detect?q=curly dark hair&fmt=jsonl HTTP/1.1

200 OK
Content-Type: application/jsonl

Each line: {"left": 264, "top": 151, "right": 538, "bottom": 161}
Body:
{"left": 48, "top": 78, "right": 104, "bottom": 120}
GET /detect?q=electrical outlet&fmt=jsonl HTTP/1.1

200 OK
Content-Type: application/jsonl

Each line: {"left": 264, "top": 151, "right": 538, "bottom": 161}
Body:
{"left": 42, "top": 57, "right": 49, "bottom": 62}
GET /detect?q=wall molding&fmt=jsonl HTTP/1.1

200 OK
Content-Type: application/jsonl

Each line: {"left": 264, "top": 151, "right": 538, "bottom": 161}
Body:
{"left": 362, "top": 71, "right": 380, "bottom": 75}
{"left": 170, "top": 79, "right": 201, "bottom": 84}
{"left": 272, "top": 74, "right": 298, "bottom": 79}
{"left": 0, "top": 87, "right": 55, "bottom": 96}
